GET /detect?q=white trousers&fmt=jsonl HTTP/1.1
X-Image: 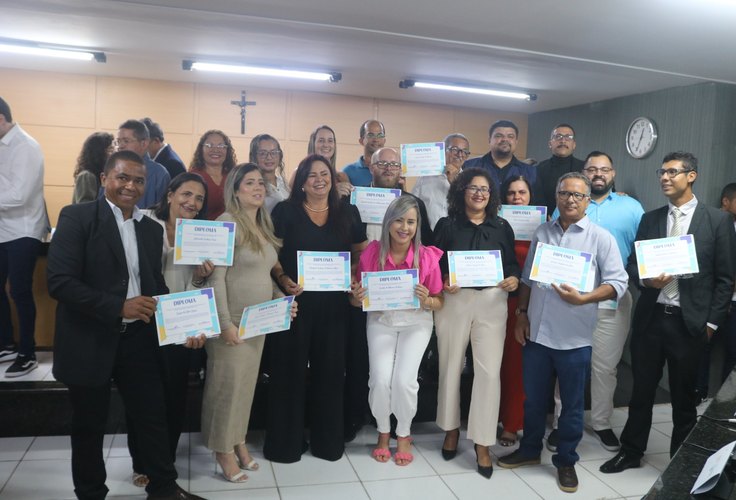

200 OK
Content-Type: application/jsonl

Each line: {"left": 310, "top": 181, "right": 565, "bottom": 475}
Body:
{"left": 554, "top": 289, "right": 633, "bottom": 430}
{"left": 366, "top": 313, "right": 433, "bottom": 437}
{"left": 435, "top": 287, "right": 508, "bottom": 446}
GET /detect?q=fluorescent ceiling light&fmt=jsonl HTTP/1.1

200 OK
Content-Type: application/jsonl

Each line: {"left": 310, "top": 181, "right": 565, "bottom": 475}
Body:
{"left": 183, "top": 60, "right": 341, "bottom": 82}
{"left": 0, "top": 42, "right": 105, "bottom": 62}
{"left": 400, "top": 79, "right": 536, "bottom": 101}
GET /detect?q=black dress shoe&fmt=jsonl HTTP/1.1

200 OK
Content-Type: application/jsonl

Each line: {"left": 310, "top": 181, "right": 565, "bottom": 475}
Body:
{"left": 147, "top": 485, "right": 206, "bottom": 499}
{"left": 599, "top": 450, "right": 641, "bottom": 474}
{"left": 474, "top": 444, "right": 493, "bottom": 479}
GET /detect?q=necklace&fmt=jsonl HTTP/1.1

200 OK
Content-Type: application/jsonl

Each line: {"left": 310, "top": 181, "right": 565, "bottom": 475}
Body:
{"left": 303, "top": 202, "right": 329, "bottom": 213}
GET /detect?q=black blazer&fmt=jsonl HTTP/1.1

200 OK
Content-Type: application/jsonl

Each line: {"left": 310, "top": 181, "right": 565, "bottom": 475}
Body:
{"left": 156, "top": 144, "right": 186, "bottom": 179}
{"left": 48, "top": 199, "right": 168, "bottom": 386}
{"left": 627, "top": 203, "right": 736, "bottom": 337}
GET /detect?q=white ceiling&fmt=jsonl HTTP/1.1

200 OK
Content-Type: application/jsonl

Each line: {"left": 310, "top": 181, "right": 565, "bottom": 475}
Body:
{"left": 2, "top": 0, "right": 736, "bottom": 113}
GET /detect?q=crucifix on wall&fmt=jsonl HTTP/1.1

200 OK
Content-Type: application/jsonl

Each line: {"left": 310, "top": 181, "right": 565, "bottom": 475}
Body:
{"left": 230, "top": 90, "right": 256, "bottom": 134}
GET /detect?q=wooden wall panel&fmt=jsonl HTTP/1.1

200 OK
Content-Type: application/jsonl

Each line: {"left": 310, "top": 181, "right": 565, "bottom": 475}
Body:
{"left": 377, "top": 99, "right": 455, "bottom": 148}
{"left": 288, "top": 92, "right": 375, "bottom": 144}
{"left": 45, "top": 185, "right": 74, "bottom": 227}
{"left": 23, "top": 126, "right": 96, "bottom": 186}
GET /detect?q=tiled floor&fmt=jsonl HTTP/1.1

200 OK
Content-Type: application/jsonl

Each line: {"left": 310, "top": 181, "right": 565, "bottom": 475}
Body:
{"left": 0, "top": 356, "right": 699, "bottom": 499}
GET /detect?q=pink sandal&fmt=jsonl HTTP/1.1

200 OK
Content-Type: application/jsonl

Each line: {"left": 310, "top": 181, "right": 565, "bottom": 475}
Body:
{"left": 395, "top": 436, "right": 414, "bottom": 466}
{"left": 372, "top": 432, "right": 392, "bottom": 463}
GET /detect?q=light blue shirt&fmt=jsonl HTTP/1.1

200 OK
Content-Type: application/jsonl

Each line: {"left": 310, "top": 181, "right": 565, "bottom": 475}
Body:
{"left": 522, "top": 216, "right": 628, "bottom": 350}
{"left": 552, "top": 192, "right": 644, "bottom": 265}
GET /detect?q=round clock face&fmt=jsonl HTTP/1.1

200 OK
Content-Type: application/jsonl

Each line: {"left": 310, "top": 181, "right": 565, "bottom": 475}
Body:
{"left": 626, "top": 117, "right": 658, "bottom": 159}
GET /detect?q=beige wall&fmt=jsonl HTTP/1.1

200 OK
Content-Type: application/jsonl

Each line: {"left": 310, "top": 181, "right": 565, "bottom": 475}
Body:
{"left": 1, "top": 67, "right": 528, "bottom": 226}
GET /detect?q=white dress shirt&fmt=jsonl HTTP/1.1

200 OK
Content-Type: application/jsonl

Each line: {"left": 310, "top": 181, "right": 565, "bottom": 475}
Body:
{"left": 411, "top": 174, "right": 450, "bottom": 230}
{"left": 106, "top": 199, "right": 143, "bottom": 321}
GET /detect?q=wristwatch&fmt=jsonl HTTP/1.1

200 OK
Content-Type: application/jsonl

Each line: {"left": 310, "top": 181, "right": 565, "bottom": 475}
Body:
{"left": 515, "top": 308, "right": 528, "bottom": 316}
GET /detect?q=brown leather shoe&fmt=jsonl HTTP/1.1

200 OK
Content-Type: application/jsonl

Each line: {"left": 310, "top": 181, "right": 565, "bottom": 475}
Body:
{"left": 147, "top": 485, "right": 206, "bottom": 500}
{"left": 557, "top": 465, "right": 578, "bottom": 493}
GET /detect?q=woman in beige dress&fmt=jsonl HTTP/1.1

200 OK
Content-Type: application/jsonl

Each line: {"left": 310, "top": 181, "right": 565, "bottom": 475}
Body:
{"left": 201, "top": 162, "right": 297, "bottom": 482}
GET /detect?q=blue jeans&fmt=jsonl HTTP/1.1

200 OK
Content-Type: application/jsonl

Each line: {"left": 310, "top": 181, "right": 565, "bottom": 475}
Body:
{"left": 0, "top": 237, "right": 41, "bottom": 357}
{"left": 519, "top": 341, "right": 591, "bottom": 467}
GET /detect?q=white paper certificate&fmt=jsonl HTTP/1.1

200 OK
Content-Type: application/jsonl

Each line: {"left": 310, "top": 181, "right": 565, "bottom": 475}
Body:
{"left": 634, "top": 234, "right": 699, "bottom": 279}
{"left": 448, "top": 250, "right": 504, "bottom": 287}
{"left": 174, "top": 219, "right": 236, "bottom": 266}
{"left": 400, "top": 142, "right": 445, "bottom": 177}
{"left": 297, "top": 251, "right": 351, "bottom": 291}
{"left": 238, "top": 296, "right": 294, "bottom": 339}
{"left": 361, "top": 270, "right": 420, "bottom": 312}
{"left": 350, "top": 187, "right": 402, "bottom": 224}
{"left": 529, "top": 242, "right": 594, "bottom": 292}
{"left": 154, "top": 288, "right": 220, "bottom": 346}
{"left": 498, "top": 205, "right": 547, "bottom": 241}
{"left": 691, "top": 440, "right": 736, "bottom": 494}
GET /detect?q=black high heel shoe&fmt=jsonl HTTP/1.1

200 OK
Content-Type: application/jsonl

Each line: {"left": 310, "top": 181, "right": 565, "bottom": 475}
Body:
{"left": 474, "top": 444, "right": 493, "bottom": 479}
{"left": 441, "top": 428, "right": 459, "bottom": 460}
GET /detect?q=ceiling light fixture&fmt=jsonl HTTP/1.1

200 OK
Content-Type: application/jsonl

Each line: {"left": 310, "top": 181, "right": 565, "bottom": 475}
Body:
{"left": 183, "top": 60, "right": 341, "bottom": 83}
{"left": 399, "top": 79, "right": 536, "bottom": 101}
{"left": 0, "top": 41, "right": 105, "bottom": 62}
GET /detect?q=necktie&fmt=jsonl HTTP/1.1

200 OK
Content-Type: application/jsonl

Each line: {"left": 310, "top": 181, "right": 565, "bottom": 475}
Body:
{"left": 662, "top": 207, "right": 682, "bottom": 299}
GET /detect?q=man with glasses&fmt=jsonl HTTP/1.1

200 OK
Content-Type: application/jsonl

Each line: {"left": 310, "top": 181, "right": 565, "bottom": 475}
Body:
{"left": 548, "top": 151, "right": 644, "bottom": 453}
{"left": 499, "top": 172, "right": 627, "bottom": 493}
{"left": 114, "top": 119, "right": 170, "bottom": 209}
{"left": 463, "top": 119, "right": 536, "bottom": 195}
{"left": 342, "top": 120, "right": 386, "bottom": 187}
{"left": 412, "top": 133, "right": 470, "bottom": 229}
{"left": 533, "top": 124, "right": 585, "bottom": 214}
{"left": 601, "top": 151, "right": 736, "bottom": 473}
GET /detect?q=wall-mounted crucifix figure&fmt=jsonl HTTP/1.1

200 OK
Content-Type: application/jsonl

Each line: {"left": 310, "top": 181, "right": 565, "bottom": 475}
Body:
{"left": 230, "top": 90, "right": 256, "bottom": 135}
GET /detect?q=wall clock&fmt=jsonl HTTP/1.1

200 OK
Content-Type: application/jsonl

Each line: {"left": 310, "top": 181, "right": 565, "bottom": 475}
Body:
{"left": 626, "top": 117, "right": 658, "bottom": 159}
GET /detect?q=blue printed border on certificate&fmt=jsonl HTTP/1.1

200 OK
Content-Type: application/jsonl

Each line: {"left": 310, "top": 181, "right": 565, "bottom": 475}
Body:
{"left": 297, "top": 251, "right": 352, "bottom": 291}
{"left": 634, "top": 234, "right": 699, "bottom": 278}
{"left": 529, "top": 242, "right": 593, "bottom": 291}
{"left": 239, "top": 296, "right": 294, "bottom": 339}
{"left": 362, "top": 269, "right": 420, "bottom": 311}
{"left": 154, "top": 288, "right": 220, "bottom": 345}
{"left": 400, "top": 142, "right": 445, "bottom": 177}
{"left": 498, "top": 205, "right": 547, "bottom": 241}
{"left": 349, "top": 187, "right": 402, "bottom": 224}
{"left": 173, "top": 218, "right": 236, "bottom": 265}
{"left": 448, "top": 250, "right": 503, "bottom": 287}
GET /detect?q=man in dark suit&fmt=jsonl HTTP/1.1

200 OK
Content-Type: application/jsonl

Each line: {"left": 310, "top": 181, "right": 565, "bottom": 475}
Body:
{"left": 143, "top": 118, "right": 186, "bottom": 179}
{"left": 48, "top": 151, "right": 203, "bottom": 499}
{"left": 600, "top": 151, "right": 736, "bottom": 473}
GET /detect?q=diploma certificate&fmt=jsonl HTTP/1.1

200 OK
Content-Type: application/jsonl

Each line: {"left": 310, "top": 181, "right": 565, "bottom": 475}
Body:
{"left": 174, "top": 219, "right": 236, "bottom": 266}
{"left": 634, "top": 234, "right": 699, "bottom": 279}
{"left": 350, "top": 187, "right": 402, "bottom": 224}
{"left": 529, "top": 242, "right": 594, "bottom": 292}
{"left": 238, "top": 296, "right": 294, "bottom": 339}
{"left": 297, "top": 251, "right": 351, "bottom": 291}
{"left": 154, "top": 288, "right": 220, "bottom": 346}
{"left": 448, "top": 250, "right": 504, "bottom": 287}
{"left": 400, "top": 142, "right": 445, "bottom": 177}
{"left": 498, "top": 205, "right": 547, "bottom": 241}
{"left": 361, "top": 270, "right": 420, "bottom": 312}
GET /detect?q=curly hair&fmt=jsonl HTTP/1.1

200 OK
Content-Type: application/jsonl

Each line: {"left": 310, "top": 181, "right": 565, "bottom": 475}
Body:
{"left": 74, "top": 132, "right": 114, "bottom": 179}
{"left": 189, "top": 130, "right": 237, "bottom": 175}
{"left": 447, "top": 167, "right": 499, "bottom": 220}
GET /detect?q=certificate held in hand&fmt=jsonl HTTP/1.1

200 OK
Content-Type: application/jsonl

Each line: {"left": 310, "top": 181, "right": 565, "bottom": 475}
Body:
{"left": 361, "top": 270, "right": 420, "bottom": 312}
{"left": 174, "top": 219, "right": 236, "bottom": 266}
{"left": 297, "top": 251, "right": 352, "bottom": 291}
{"left": 529, "top": 242, "right": 594, "bottom": 292}
{"left": 154, "top": 288, "right": 221, "bottom": 346}
{"left": 634, "top": 234, "right": 699, "bottom": 279}
{"left": 238, "top": 296, "right": 294, "bottom": 339}
{"left": 350, "top": 187, "right": 402, "bottom": 224}
{"left": 400, "top": 142, "right": 445, "bottom": 177}
{"left": 448, "top": 250, "right": 504, "bottom": 287}
{"left": 498, "top": 205, "right": 547, "bottom": 241}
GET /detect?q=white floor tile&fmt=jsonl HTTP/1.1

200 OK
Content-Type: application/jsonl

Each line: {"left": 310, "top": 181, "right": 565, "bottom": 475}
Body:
{"left": 0, "top": 461, "right": 18, "bottom": 493}
{"left": 643, "top": 452, "right": 671, "bottom": 472}
{"left": 414, "top": 439, "right": 479, "bottom": 475}
{"left": 651, "top": 403, "right": 673, "bottom": 424}
{"left": 0, "top": 459, "right": 76, "bottom": 499}
{"left": 511, "top": 463, "right": 621, "bottom": 500}
{"left": 195, "top": 489, "right": 280, "bottom": 499}
{"left": 652, "top": 421, "right": 673, "bottom": 437}
{"left": 612, "top": 425, "right": 670, "bottom": 454}
{"left": 0, "top": 437, "right": 33, "bottom": 461}
{"left": 363, "top": 476, "right": 456, "bottom": 500}
{"left": 607, "top": 408, "right": 630, "bottom": 428}
{"left": 108, "top": 433, "right": 189, "bottom": 460}
{"left": 189, "top": 432, "right": 210, "bottom": 456}
{"left": 443, "top": 469, "right": 542, "bottom": 500}
{"left": 280, "top": 482, "right": 370, "bottom": 500}
{"left": 189, "top": 450, "right": 275, "bottom": 492}
{"left": 579, "top": 458, "right": 661, "bottom": 497}
{"left": 272, "top": 452, "right": 357, "bottom": 487}
{"left": 24, "top": 435, "right": 113, "bottom": 461}
{"left": 346, "top": 443, "right": 436, "bottom": 481}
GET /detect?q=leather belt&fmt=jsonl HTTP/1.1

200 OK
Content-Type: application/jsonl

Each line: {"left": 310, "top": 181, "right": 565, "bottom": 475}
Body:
{"left": 655, "top": 303, "right": 682, "bottom": 316}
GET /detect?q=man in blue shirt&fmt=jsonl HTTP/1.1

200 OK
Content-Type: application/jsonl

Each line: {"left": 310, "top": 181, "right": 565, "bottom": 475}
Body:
{"left": 463, "top": 119, "right": 536, "bottom": 194}
{"left": 498, "top": 172, "right": 628, "bottom": 493}
{"left": 342, "top": 120, "right": 386, "bottom": 187}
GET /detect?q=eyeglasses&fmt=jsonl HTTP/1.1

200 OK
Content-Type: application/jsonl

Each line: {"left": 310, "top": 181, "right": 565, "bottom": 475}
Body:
{"left": 113, "top": 138, "right": 140, "bottom": 147}
{"left": 372, "top": 161, "right": 401, "bottom": 171}
{"left": 204, "top": 143, "right": 228, "bottom": 150}
{"left": 447, "top": 146, "right": 471, "bottom": 157}
{"left": 656, "top": 168, "right": 692, "bottom": 178}
{"left": 465, "top": 185, "right": 491, "bottom": 196}
{"left": 256, "top": 149, "right": 281, "bottom": 159}
{"left": 583, "top": 166, "right": 613, "bottom": 175}
{"left": 557, "top": 190, "right": 589, "bottom": 202}
{"left": 365, "top": 133, "right": 385, "bottom": 140}
{"left": 551, "top": 134, "right": 575, "bottom": 142}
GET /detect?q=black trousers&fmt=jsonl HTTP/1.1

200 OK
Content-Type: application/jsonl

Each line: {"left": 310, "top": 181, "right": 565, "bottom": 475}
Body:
{"left": 620, "top": 306, "right": 705, "bottom": 458}
{"left": 263, "top": 292, "right": 348, "bottom": 463}
{"left": 344, "top": 306, "right": 369, "bottom": 428}
{"left": 66, "top": 324, "right": 178, "bottom": 500}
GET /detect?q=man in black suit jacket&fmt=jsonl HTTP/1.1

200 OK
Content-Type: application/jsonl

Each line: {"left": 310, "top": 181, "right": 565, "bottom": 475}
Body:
{"left": 601, "top": 151, "right": 736, "bottom": 473}
{"left": 48, "top": 151, "right": 203, "bottom": 499}
{"left": 143, "top": 117, "right": 186, "bottom": 179}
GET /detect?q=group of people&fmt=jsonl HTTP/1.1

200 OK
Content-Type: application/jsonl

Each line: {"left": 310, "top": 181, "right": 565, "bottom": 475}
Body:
{"left": 2, "top": 90, "right": 736, "bottom": 497}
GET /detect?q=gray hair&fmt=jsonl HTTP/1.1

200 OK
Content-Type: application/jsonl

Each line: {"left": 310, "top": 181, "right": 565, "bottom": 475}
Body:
{"left": 378, "top": 196, "right": 422, "bottom": 271}
{"left": 444, "top": 133, "right": 469, "bottom": 149}
{"left": 556, "top": 171, "right": 591, "bottom": 195}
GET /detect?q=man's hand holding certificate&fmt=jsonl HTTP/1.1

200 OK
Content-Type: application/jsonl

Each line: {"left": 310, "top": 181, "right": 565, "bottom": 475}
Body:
{"left": 400, "top": 142, "right": 445, "bottom": 177}
{"left": 634, "top": 234, "right": 699, "bottom": 279}
{"left": 174, "top": 219, "right": 236, "bottom": 266}
{"left": 154, "top": 288, "right": 220, "bottom": 346}
{"left": 529, "top": 242, "right": 594, "bottom": 292}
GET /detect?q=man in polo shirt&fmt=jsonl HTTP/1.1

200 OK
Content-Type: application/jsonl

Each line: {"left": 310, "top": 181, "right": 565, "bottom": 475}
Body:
{"left": 342, "top": 120, "right": 386, "bottom": 187}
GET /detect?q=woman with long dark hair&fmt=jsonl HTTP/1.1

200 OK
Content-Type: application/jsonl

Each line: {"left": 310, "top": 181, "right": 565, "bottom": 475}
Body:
{"left": 72, "top": 132, "right": 114, "bottom": 204}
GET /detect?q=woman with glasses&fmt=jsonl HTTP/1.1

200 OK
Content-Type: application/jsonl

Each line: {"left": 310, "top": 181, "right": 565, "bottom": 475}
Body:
{"left": 72, "top": 132, "right": 114, "bottom": 204}
{"left": 264, "top": 154, "right": 367, "bottom": 463}
{"left": 433, "top": 167, "right": 521, "bottom": 478}
{"left": 497, "top": 175, "right": 535, "bottom": 448}
{"left": 189, "top": 130, "right": 237, "bottom": 220}
{"left": 249, "top": 133, "right": 290, "bottom": 212}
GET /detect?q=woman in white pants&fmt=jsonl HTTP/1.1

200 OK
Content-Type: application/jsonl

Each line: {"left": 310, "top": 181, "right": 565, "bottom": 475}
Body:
{"left": 434, "top": 168, "right": 521, "bottom": 479}
{"left": 351, "top": 196, "right": 444, "bottom": 466}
